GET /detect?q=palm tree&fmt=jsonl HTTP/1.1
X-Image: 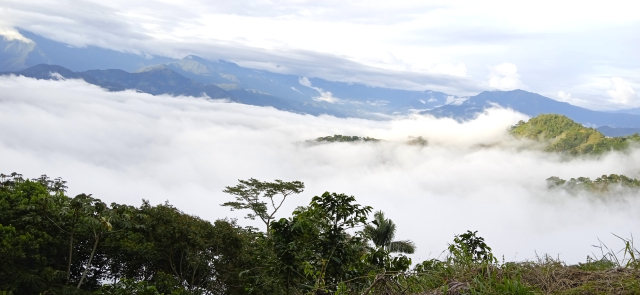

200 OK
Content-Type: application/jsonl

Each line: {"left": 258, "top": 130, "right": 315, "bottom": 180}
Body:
{"left": 363, "top": 211, "right": 415, "bottom": 254}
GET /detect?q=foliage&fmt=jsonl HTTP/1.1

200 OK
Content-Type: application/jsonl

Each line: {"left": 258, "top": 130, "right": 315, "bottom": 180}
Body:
{"left": 364, "top": 211, "right": 415, "bottom": 255}
{"left": 448, "top": 230, "right": 496, "bottom": 264}
{"left": 362, "top": 211, "right": 415, "bottom": 272}
{"left": 0, "top": 172, "right": 262, "bottom": 295}
{"left": 547, "top": 174, "right": 640, "bottom": 193}
{"left": 405, "top": 136, "right": 428, "bottom": 146}
{"left": 271, "top": 192, "right": 373, "bottom": 294}
{"left": 4, "top": 172, "right": 640, "bottom": 294}
{"left": 94, "top": 279, "right": 164, "bottom": 295}
{"left": 222, "top": 178, "right": 304, "bottom": 232}
{"left": 468, "top": 271, "right": 533, "bottom": 295}
{"left": 313, "top": 134, "right": 380, "bottom": 143}
{"left": 510, "top": 114, "right": 640, "bottom": 155}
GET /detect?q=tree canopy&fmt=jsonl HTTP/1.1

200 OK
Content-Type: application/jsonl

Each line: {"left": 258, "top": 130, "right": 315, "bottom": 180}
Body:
{"left": 313, "top": 134, "right": 381, "bottom": 143}
{"left": 547, "top": 174, "right": 640, "bottom": 193}
{"left": 510, "top": 114, "right": 640, "bottom": 155}
{"left": 3, "top": 172, "right": 636, "bottom": 294}
{"left": 222, "top": 178, "right": 304, "bottom": 232}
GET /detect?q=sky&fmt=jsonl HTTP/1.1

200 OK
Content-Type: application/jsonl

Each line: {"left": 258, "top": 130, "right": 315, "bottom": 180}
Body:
{"left": 1, "top": 0, "right": 640, "bottom": 110}
{"left": 2, "top": 75, "right": 640, "bottom": 264}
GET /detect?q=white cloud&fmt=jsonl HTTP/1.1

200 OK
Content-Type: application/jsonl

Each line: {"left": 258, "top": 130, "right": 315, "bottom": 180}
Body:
{"left": 371, "top": 52, "right": 468, "bottom": 77}
{"left": 430, "top": 62, "right": 468, "bottom": 77}
{"left": 488, "top": 62, "right": 526, "bottom": 90}
{"left": 445, "top": 95, "right": 467, "bottom": 105}
{"left": 298, "top": 76, "right": 312, "bottom": 88}
{"left": 555, "top": 90, "right": 591, "bottom": 106}
{"left": 557, "top": 90, "right": 572, "bottom": 101}
{"left": 2, "top": 76, "right": 640, "bottom": 264}
{"left": 607, "top": 77, "right": 637, "bottom": 106}
{"left": 0, "top": 27, "right": 34, "bottom": 44}
{"left": 2, "top": 0, "right": 640, "bottom": 101}
{"left": 298, "top": 77, "right": 343, "bottom": 103}
{"left": 49, "top": 72, "right": 66, "bottom": 80}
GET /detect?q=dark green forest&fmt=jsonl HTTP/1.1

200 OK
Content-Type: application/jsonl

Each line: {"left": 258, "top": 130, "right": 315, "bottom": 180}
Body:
{"left": 0, "top": 173, "right": 421, "bottom": 295}
{"left": 2, "top": 173, "right": 640, "bottom": 295}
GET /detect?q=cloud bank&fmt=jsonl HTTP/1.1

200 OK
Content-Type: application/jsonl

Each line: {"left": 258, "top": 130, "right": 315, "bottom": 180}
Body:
{"left": 2, "top": 0, "right": 640, "bottom": 104}
{"left": 1, "top": 76, "right": 640, "bottom": 264}
{"left": 488, "top": 62, "right": 526, "bottom": 91}
{"left": 608, "top": 77, "right": 638, "bottom": 106}
{"left": 299, "top": 77, "right": 343, "bottom": 103}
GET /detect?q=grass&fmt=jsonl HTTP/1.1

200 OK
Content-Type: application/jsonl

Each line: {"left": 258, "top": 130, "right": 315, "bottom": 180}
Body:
{"left": 348, "top": 235, "right": 640, "bottom": 295}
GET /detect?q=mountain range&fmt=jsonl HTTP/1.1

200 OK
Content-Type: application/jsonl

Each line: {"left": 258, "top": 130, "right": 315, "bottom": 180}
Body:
{"left": 2, "top": 29, "right": 640, "bottom": 135}
{"left": 423, "top": 90, "right": 640, "bottom": 131}
{"left": 1, "top": 29, "right": 452, "bottom": 118}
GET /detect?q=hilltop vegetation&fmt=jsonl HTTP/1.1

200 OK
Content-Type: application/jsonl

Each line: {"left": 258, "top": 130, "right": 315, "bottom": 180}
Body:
{"left": 547, "top": 174, "right": 640, "bottom": 193}
{"left": 510, "top": 114, "right": 640, "bottom": 155}
{"left": 314, "top": 134, "right": 381, "bottom": 143}
{"left": 311, "top": 135, "right": 430, "bottom": 146}
{"left": 2, "top": 173, "right": 640, "bottom": 295}
{"left": 312, "top": 115, "right": 640, "bottom": 154}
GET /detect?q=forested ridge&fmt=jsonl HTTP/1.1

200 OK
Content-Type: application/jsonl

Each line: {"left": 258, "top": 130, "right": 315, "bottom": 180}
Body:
{"left": 547, "top": 174, "right": 640, "bottom": 193}
{"left": 510, "top": 114, "right": 640, "bottom": 155}
{"left": 312, "top": 114, "right": 640, "bottom": 154}
{"left": 2, "top": 173, "right": 640, "bottom": 295}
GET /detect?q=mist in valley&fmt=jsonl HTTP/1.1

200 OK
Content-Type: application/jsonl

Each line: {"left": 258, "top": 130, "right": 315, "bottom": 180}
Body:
{"left": 1, "top": 75, "right": 639, "bottom": 264}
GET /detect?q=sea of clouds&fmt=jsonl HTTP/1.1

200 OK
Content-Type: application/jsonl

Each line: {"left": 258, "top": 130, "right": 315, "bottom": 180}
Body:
{"left": 1, "top": 75, "right": 639, "bottom": 264}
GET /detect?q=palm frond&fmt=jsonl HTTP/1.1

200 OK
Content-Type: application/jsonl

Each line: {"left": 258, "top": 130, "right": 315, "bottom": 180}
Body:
{"left": 365, "top": 210, "right": 398, "bottom": 248}
{"left": 388, "top": 240, "right": 416, "bottom": 254}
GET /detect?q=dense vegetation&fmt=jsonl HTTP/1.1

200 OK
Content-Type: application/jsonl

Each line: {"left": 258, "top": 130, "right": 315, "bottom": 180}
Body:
{"left": 2, "top": 172, "right": 640, "bottom": 295}
{"left": 310, "top": 135, "right": 429, "bottom": 146}
{"left": 510, "top": 114, "right": 640, "bottom": 155}
{"left": 313, "top": 135, "right": 381, "bottom": 143}
{"left": 547, "top": 174, "right": 640, "bottom": 193}
{"left": 0, "top": 173, "right": 261, "bottom": 295}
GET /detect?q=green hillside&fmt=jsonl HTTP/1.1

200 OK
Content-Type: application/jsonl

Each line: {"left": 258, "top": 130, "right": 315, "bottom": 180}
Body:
{"left": 510, "top": 114, "right": 640, "bottom": 155}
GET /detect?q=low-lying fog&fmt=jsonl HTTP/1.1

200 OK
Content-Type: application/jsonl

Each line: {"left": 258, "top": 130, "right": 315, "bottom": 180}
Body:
{"left": 1, "top": 75, "right": 639, "bottom": 264}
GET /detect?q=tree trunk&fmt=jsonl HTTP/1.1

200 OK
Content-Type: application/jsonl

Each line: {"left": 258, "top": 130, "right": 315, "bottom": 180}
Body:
{"left": 361, "top": 274, "right": 384, "bottom": 295}
{"left": 66, "top": 230, "right": 74, "bottom": 284}
{"left": 77, "top": 232, "right": 100, "bottom": 288}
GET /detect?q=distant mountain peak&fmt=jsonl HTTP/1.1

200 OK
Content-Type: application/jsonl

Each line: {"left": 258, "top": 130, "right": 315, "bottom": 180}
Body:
{"left": 424, "top": 90, "right": 640, "bottom": 128}
{"left": 172, "top": 59, "right": 212, "bottom": 75}
{"left": 12, "top": 64, "right": 84, "bottom": 81}
{"left": 184, "top": 55, "right": 210, "bottom": 63}
{"left": 1, "top": 29, "right": 173, "bottom": 72}
{"left": 134, "top": 64, "right": 170, "bottom": 73}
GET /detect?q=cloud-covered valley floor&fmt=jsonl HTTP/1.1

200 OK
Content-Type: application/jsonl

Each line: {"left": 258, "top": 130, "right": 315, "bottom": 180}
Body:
{"left": 1, "top": 75, "right": 639, "bottom": 264}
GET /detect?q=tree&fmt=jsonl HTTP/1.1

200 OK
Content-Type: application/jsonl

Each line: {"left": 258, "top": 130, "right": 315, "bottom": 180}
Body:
{"left": 0, "top": 173, "right": 75, "bottom": 293}
{"left": 448, "top": 230, "right": 496, "bottom": 264}
{"left": 222, "top": 178, "right": 304, "bottom": 233}
{"left": 271, "top": 192, "right": 373, "bottom": 293}
{"left": 361, "top": 211, "right": 415, "bottom": 272}
{"left": 363, "top": 211, "right": 415, "bottom": 254}
{"left": 77, "top": 197, "right": 113, "bottom": 288}
{"left": 1, "top": 172, "right": 272, "bottom": 294}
